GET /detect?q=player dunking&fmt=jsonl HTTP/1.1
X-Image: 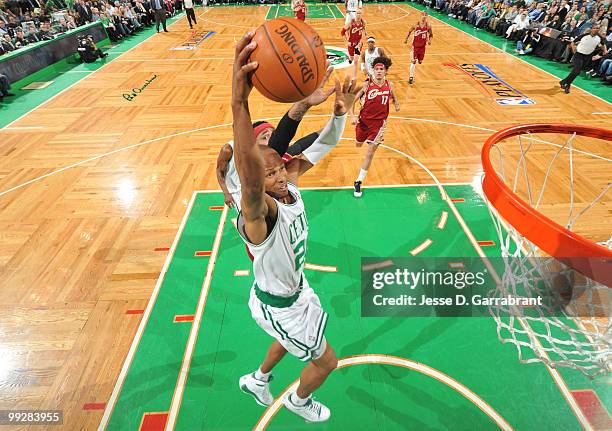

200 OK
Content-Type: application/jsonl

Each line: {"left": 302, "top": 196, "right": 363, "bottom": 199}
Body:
{"left": 292, "top": 0, "right": 307, "bottom": 21}
{"left": 341, "top": 9, "right": 366, "bottom": 77}
{"left": 404, "top": 11, "right": 433, "bottom": 84}
{"left": 360, "top": 36, "right": 387, "bottom": 78}
{"left": 350, "top": 56, "right": 400, "bottom": 198}
{"left": 232, "top": 32, "right": 360, "bottom": 422}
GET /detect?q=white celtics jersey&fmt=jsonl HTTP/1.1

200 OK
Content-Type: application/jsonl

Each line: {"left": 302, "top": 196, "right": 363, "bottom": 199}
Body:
{"left": 346, "top": 0, "right": 360, "bottom": 12}
{"left": 238, "top": 182, "right": 308, "bottom": 297}
{"left": 364, "top": 47, "right": 380, "bottom": 75}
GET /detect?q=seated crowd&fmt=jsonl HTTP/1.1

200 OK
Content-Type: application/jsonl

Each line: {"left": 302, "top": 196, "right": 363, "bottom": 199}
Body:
{"left": 414, "top": 0, "right": 612, "bottom": 83}
{"left": 0, "top": 0, "right": 194, "bottom": 54}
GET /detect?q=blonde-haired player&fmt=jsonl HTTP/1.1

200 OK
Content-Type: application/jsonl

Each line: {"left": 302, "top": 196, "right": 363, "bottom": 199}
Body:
{"left": 341, "top": 9, "right": 366, "bottom": 77}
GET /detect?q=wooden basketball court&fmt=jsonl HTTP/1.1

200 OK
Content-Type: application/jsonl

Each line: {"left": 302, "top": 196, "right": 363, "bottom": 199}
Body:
{"left": 0, "top": 3, "right": 610, "bottom": 430}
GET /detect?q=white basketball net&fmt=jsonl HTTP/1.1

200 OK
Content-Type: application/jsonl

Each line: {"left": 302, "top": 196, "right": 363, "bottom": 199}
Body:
{"left": 484, "top": 130, "right": 611, "bottom": 378}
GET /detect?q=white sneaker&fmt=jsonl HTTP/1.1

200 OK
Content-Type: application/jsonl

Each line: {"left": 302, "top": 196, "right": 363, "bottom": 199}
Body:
{"left": 239, "top": 372, "right": 274, "bottom": 407}
{"left": 283, "top": 392, "right": 331, "bottom": 423}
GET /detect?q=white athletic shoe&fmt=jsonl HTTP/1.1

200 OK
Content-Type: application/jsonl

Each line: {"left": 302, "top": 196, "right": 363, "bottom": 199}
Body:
{"left": 239, "top": 372, "right": 274, "bottom": 407}
{"left": 283, "top": 392, "right": 331, "bottom": 423}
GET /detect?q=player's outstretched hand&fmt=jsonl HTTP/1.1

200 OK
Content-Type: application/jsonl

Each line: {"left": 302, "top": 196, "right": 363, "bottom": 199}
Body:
{"left": 303, "top": 61, "right": 335, "bottom": 107}
{"left": 232, "top": 31, "right": 258, "bottom": 104}
{"left": 333, "top": 74, "right": 361, "bottom": 116}
{"left": 223, "top": 192, "right": 234, "bottom": 208}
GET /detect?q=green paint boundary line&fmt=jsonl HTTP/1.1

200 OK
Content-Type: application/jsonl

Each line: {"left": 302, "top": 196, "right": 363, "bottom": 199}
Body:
{"left": 398, "top": 2, "right": 611, "bottom": 104}
{"left": 0, "top": 10, "right": 191, "bottom": 129}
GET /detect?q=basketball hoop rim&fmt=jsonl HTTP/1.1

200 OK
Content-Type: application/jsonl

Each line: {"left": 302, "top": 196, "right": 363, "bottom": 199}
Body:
{"left": 481, "top": 123, "right": 612, "bottom": 287}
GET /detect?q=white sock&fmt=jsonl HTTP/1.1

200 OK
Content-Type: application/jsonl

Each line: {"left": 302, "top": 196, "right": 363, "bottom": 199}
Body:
{"left": 254, "top": 368, "right": 271, "bottom": 382}
{"left": 410, "top": 63, "right": 416, "bottom": 78}
{"left": 357, "top": 168, "right": 368, "bottom": 182}
{"left": 290, "top": 392, "right": 309, "bottom": 406}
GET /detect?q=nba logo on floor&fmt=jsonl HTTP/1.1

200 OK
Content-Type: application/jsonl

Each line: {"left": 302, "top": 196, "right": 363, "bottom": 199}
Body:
{"left": 495, "top": 97, "right": 536, "bottom": 105}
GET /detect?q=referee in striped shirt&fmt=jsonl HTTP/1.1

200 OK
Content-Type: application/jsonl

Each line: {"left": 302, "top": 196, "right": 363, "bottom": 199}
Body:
{"left": 559, "top": 25, "right": 607, "bottom": 93}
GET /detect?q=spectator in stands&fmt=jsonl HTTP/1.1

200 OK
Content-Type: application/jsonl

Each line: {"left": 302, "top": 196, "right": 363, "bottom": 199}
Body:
{"left": 39, "top": 21, "right": 55, "bottom": 39}
{"left": 496, "top": 5, "right": 519, "bottom": 35}
{"left": 0, "top": 20, "right": 7, "bottom": 36}
{"left": 558, "top": 0, "right": 570, "bottom": 21}
{"left": 506, "top": 10, "right": 530, "bottom": 39}
{"left": 66, "top": 14, "right": 77, "bottom": 29}
{"left": 26, "top": 23, "right": 40, "bottom": 42}
{"left": 12, "top": 26, "right": 28, "bottom": 46}
{"left": 516, "top": 28, "right": 540, "bottom": 54}
{"left": 1, "top": 32, "right": 15, "bottom": 51}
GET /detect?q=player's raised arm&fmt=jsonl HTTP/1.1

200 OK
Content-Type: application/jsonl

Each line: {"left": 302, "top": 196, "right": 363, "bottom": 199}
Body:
{"left": 231, "top": 31, "right": 276, "bottom": 243}
{"left": 404, "top": 25, "right": 414, "bottom": 44}
{"left": 286, "top": 76, "right": 360, "bottom": 183}
{"left": 268, "top": 64, "right": 334, "bottom": 156}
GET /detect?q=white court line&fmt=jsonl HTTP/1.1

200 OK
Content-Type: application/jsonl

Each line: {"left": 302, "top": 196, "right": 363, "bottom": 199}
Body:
{"left": 164, "top": 205, "right": 228, "bottom": 431}
{"left": 254, "top": 354, "right": 513, "bottom": 431}
{"left": 65, "top": 70, "right": 93, "bottom": 74}
{"left": 3, "top": 126, "right": 45, "bottom": 130}
{"left": 304, "top": 263, "right": 337, "bottom": 272}
{"left": 437, "top": 211, "right": 448, "bottom": 229}
{"left": 2, "top": 115, "right": 608, "bottom": 198}
{"left": 114, "top": 57, "right": 234, "bottom": 62}
{"left": 97, "top": 192, "right": 198, "bottom": 431}
{"left": 393, "top": 3, "right": 611, "bottom": 107}
{"left": 234, "top": 269, "right": 250, "bottom": 276}
{"left": 410, "top": 238, "right": 432, "bottom": 256}
{"left": 1, "top": 9, "right": 210, "bottom": 131}
{"left": 592, "top": 112, "right": 612, "bottom": 115}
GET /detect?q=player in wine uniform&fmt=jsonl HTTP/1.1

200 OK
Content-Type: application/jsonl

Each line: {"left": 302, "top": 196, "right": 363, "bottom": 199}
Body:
{"left": 404, "top": 11, "right": 433, "bottom": 84}
{"left": 292, "top": 0, "right": 307, "bottom": 21}
{"left": 341, "top": 9, "right": 366, "bottom": 77}
{"left": 350, "top": 56, "right": 400, "bottom": 198}
{"left": 344, "top": 0, "right": 362, "bottom": 25}
{"left": 360, "top": 36, "right": 387, "bottom": 78}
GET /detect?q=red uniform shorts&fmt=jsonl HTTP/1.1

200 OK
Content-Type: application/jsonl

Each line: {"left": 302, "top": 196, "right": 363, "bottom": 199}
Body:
{"left": 348, "top": 43, "right": 361, "bottom": 58}
{"left": 295, "top": 11, "right": 305, "bottom": 21}
{"left": 412, "top": 45, "right": 426, "bottom": 62}
{"left": 355, "top": 118, "right": 386, "bottom": 144}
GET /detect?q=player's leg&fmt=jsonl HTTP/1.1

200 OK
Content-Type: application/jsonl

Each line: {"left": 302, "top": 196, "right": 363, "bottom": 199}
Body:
{"left": 409, "top": 47, "right": 417, "bottom": 84}
{"left": 284, "top": 343, "right": 337, "bottom": 422}
{"left": 354, "top": 121, "right": 384, "bottom": 197}
{"left": 239, "top": 341, "right": 287, "bottom": 407}
{"left": 353, "top": 46, "right": 361, "bottom": 77}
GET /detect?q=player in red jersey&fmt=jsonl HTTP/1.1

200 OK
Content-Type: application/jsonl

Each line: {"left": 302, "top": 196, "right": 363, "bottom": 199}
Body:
{"left": 341, "top": 9, "right": 366, "bottom": 77}
{"left": 404, "top": 11, "right": 433, "bottom": 84}
{"left": 349, "top": 56, "right": 400, "bottom": 198}
{"left": 292, "top": 0, "right": 307, "bottom": 21}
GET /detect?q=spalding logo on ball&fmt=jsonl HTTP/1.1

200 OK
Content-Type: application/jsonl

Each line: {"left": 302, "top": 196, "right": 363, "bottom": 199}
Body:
{"left": 249, "top": 18, "right": 327, "bottom": 103}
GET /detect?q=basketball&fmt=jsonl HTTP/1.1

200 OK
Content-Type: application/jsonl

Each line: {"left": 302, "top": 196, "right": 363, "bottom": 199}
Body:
{"left": 249, "top": 18, "right": 327, "bottom": 103}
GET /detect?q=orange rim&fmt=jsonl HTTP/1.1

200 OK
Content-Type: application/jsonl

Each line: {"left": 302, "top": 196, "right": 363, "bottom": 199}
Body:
{"left": 481, "top": 124, "right": 612, "bottom": 288}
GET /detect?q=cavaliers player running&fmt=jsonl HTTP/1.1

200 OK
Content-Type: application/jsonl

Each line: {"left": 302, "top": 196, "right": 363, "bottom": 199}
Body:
{"left": 231, "top": 31, "right": 360, "bottom": 422}
{"left": 404, "top": 11, "right": 433, "bottom": 84}
{"left": 292, "top": 0, "right": 306, "bottom": 21}
{"left": 341, "top": 9, "right": 366, "bottom": 77}
{"left": 360, "top": 36, "right": 387, "bottom": 78}
{"left": 350, "top": 56, "right": 400, "bottom": 198}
